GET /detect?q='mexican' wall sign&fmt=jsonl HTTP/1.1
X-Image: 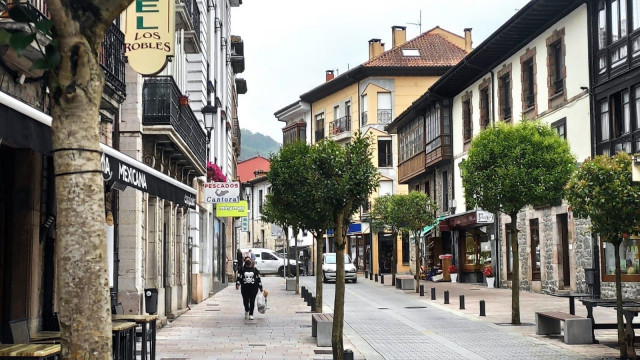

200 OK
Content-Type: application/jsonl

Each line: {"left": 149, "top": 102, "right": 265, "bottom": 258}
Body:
{"left": 123, "top": 0, "right": 175, "bottom": 75}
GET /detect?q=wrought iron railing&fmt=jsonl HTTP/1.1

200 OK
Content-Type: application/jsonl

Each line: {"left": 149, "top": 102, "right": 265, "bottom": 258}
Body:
{"left": 99, "top": 23, "right": 126, "bottom": 96}
{"left": 183, "top": 0, "right": 201, "bottom": 45}
{"left": 329, "top": 115, "right": 351, "bottom": 136}
{"left": 142, "top": 76, "right": 207, "bottom": 168}
{"left": 27, "top": 0, "right": 49, "bottom": 20}
{"left": 377, "top": 109, "right": 392, "bottom": 124}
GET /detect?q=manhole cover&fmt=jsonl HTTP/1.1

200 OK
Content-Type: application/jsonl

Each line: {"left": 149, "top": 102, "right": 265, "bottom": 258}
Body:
{"left": 495, "top": 322, "right": 534, "bottom": 326}
{"left": 377, "top": 307, "right": 389, "bottom": 310}
{"left": 405, "top": 306, "right": 427, "bottom": 309}
{"left": 469, "top": 288, "right": 481, "bottom": 291}
{"left": 314, "top": 350, "right": 333, "bottom": 354}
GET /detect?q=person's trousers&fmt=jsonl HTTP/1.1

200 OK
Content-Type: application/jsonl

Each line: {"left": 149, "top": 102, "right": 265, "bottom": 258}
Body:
{"left": 241, "top": 287, "right": 259, "bottom": 315}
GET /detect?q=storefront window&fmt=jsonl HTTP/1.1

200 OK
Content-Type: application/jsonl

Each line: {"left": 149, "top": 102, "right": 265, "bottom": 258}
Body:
{"left": 604, "top": 237, "right": 640, "bottom": 275}
{"left": 463, "top": 228, "right": 489, "bottom": 272}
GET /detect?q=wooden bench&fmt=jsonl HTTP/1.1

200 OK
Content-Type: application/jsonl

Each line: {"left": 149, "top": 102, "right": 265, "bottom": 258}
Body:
{"left": 395, "top": 276, "right": 413, "bottom": 290}
{"left": 535, "top": 311, "right": 592, "bottom": 344}
{"left": 0, "top": 344, "right": 60, "bottom": 359}
{"left": 311, "top": 313, "right": 333, "bottom": 347}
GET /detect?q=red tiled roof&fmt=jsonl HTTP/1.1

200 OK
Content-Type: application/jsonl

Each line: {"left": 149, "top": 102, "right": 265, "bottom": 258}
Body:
{"left": 237, "top": 156, "right": 270, "bottom": 183}
{"left": 364, "top": 31, "right": 467, "bottom": 68}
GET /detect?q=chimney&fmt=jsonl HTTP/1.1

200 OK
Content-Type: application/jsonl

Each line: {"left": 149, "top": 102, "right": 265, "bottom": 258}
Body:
{"left": 368, "top": 39, "right": 384, "bottom": 59}
{"left": 325, "top": 70, "right": 334, "bottom": 82}
{"left": 464, "top": 28, "right": 473, "bottom": 53}
{"left": 392, "top": 26, "right": 407, "bottom": 47}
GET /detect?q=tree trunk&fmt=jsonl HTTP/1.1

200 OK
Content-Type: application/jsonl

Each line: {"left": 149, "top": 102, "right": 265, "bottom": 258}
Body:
{"left": 50, "top": 29, "right": 112, "bottom": 359}
{"left": 332, "top": 212, "right": 346, "bottom": 360}
{"left": 285, "top": 237, "right": 291, "bottom": 277}
{"left": 614, "top": 241, "right": 628, "bottom": 359}
{"left": 315, "top": 230, "right": 324, "bottom": 313}
{"left": 391, "top": 230, "right": 397, "bottom": 286}
{"left": 415, "top": 231, "right": 420, "bottom": 293}
{"left": 294, "top": 231, "right": 299, "bottom": 294}
{"left": 509, "top": 215, "right": 521, "bottom": 325}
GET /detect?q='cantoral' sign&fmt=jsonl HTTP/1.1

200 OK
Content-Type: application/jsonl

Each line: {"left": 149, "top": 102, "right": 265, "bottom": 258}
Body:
{"left": 204, "top": 182, "right": 240, "bottom": 203}
{"left": 123, "top": 0, "right": 175, "bottom": 75}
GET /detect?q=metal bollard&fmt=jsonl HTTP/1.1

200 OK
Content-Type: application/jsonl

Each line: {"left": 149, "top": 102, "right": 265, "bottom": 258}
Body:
{"left": 301, "top": 286, "right": 306, "bottom": 298}
{"left": 369, "top": 272, "right": 373, "bottom": 280}
{"left": 444, "top": 290, "right": 449, "bottom": 304}
{"left": 430, "top": 287, "right": 436, "bottom": 300}
{"left": 344, "top": 349, "right": 354, "bottom": 360}
{"left": 419, "top": 284, "right": 424, "bottom": 297}
{"left": 381, "top": 274, "right": 384, "bottom": 284}
{"left": 459, "top": 295, "right": 465, "bottom": 309}
{"left": 365, "top": 270, "right": 368, "bottom": 278}
{"left": 375, "top": 274, "right": 378, "bottom": 282}
{"left": 392, "top": 277, "right": 396, "bottom": 287}
{"left": 310, "top": 296, "right": 316, "bottom": 312}
{"left": 480, "top": 300, "right": 486, "bottom": 316}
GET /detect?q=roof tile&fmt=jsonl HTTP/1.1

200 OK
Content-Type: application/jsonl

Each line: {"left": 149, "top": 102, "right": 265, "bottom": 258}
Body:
{"left": 364, "top": 32, "right": 467, "bottom": 68}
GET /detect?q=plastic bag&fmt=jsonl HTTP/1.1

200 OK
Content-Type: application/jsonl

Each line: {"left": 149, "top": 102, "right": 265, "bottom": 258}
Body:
{"left": 256, "top": 291, "right": 267, "bottom": 314}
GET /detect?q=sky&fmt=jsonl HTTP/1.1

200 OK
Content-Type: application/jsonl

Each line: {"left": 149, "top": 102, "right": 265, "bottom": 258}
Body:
{"left": 233, "top": 0, "right": 532, "bottom": 143}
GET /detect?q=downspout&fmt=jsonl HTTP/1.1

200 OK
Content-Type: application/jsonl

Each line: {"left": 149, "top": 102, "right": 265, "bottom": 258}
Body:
{"left": 490, "top": 68, "right": 501, "bottom": 287}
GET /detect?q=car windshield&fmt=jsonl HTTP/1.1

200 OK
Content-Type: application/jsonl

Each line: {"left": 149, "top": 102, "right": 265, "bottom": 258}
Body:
{"left": 325, "top": 254, "right": 351, "bottom": 264}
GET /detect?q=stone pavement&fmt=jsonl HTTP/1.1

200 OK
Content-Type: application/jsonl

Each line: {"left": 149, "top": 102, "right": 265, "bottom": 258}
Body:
{"left": 155, "top": 276, "right": 363, "bottom": 360}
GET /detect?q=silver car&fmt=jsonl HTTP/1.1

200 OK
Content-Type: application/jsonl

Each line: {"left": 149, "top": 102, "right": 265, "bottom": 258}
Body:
{"left": 322, "top": 253, "right": 358, "bottom": 283}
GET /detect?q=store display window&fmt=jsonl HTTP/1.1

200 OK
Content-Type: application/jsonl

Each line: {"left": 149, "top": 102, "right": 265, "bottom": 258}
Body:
{"left": 601, "top": 236, "right": 640, "bottom": 282}
{"left": 462, "top": 228, "right": 490, "bottom": 272}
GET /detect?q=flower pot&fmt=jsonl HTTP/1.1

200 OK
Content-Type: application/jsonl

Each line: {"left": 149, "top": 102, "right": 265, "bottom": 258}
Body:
{"left": 179, "top": 95, "right": 189, "bottom": 106}
{"left": 450, "top": 273, "right": 457, "bottom": 283}
{"left": 486, "top": 276, "right": 495, "bottom": 288}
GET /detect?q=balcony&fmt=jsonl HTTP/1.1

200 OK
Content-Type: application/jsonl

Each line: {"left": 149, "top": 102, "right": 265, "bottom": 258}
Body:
{"left": 329, "top": 115, "right": 351, "bottom": 140}
{"left": 175, "top": 0, "right": 201, "bottom": 53}
{"left": 377, "top": 109, "right": 392, "bottom": 124}
{"left": 142, "top": 76, "right": 207, "bottom": 172}
{"left": 99, "top": 23, "right": 126, "bottom": 103}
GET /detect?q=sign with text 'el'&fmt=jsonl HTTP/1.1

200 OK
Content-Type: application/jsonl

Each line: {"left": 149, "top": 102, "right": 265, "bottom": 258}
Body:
{"left": 204, "top": 182, "right": 240, "bottom": 203}
{"left": 216, "top": 201, "right": 248, "bottom": 217}
{"left": 123, "top": 0, "right": 175, "bottom": 75}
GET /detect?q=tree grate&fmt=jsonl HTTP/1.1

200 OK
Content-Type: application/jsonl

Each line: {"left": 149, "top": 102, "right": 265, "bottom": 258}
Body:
{"left": 314, "top": 350, "right": 333, "bottom": 354}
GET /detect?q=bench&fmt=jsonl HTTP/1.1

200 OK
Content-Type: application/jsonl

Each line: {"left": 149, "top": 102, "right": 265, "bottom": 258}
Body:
{"left": 396, "top": 276, "right": 413, "bottom": 290}
{"left": 0, "top": 344, "right": 60, "bottom": 359}
{"left": 311, "top": 313, "right": 333, "bottom": 347}
{"left": 535, "top": 311, "right": 592, "bottom": 344}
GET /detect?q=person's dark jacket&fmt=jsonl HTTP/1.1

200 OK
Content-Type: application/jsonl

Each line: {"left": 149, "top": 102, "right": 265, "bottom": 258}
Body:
{"left": 236, "top": 266, "right": 263, "bottom": 292}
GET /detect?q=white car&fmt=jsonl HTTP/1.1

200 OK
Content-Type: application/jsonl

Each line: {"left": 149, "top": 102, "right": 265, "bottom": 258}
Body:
{"left": 322, "top": 253, "right": 357, "bottom": 283}
{"left": 241, "top": 248, "right": 300, "bottom": 276}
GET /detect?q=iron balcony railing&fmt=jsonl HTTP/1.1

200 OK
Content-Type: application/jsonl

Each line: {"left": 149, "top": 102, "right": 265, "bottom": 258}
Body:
{"left": 27, "top": 0, "right": 49, "bottom": 20}
{"left": 377, "top": 109, "right": 392, "bottom": 124}
{"left": 99, "top": 23, "right": 126, "bottom": 96}
{"left": 142, "top": 76, "right": 207, "bottom": 168}
{"left": 329, "top": 115, "right": 351, "bottom": 136}
{"left": 183, "top": 0, "right": 201, "bottom": 45}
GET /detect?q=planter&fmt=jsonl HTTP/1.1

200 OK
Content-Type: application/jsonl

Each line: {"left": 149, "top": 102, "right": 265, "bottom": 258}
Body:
{"left": 486, "top": 276, "right": 495, "bottom": 288}
{"left": 179, "top": 95, "right": 189, "bottom": 106}
{"left": 450, "top": 273, "right": 458, "bottom": 283}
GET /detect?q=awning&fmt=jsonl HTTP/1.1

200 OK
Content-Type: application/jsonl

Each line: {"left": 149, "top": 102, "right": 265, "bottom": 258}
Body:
{"left": 439, "top": 209, "right": 494, "bottom": 231}
{"left": 421, "top": 215, "right": 446, "bottom": 236}
{"left": 0, "top": 91, "right": 196, "bottom": 209}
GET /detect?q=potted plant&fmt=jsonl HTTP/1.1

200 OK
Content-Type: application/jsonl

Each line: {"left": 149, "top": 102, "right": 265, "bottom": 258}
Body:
{"left": 449, "top": 265, "right": 457, "bottom": 283}
{"left": 179, "top": 95, "right": 189, "bottom": 106}
{"left": 483, "top": 267, "right": 495, "bottom": 288}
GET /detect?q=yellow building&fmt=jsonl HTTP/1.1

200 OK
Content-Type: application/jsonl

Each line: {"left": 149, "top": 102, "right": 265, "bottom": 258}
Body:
{"left": 288, "top": 25, "right": 471, "bottom": 276}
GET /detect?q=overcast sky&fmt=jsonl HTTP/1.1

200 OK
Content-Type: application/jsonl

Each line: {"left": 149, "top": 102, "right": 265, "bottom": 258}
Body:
{"left": 233, "top": 0, "right": 532, "bottom": 143}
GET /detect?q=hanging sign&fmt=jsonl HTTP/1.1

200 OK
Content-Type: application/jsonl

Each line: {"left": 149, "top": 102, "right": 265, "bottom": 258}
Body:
{"left": 241, "top": 216, "right": 248, "bottom": 232}
{"left": 216, "top": 201, "right": 248, "bottom": 217}
{"left": 123, "top": 0, "right": 175, "bottom": 75}
{"left": 204, "top": 182, "right": 240, "bottom": 203}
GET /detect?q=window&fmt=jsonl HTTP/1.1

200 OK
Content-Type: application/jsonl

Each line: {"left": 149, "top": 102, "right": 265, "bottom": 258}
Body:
{"left": 442, "top": 171, "right": 449, "bottom": 212}
{"left": 377, "top": 139, "right": 392, "bottom": 167}
{"left": 550, "top": 42, "right": 564, "bottom": 95}
{"left": 522, "top": 58, "right": 535, "bottom": 109}
{"left": 479, "top": 86, "right": 490, "bottom": 130}
{"left": 361, "top": 94, "right": 368, "bottom": 126}
{"left": 401, "top": 49, "right": 420, "bottom": 57}
{"left": 602, "top": 236, "right": 640, "bottom": 281}
{"left": 377, "top": 92, "right": 392, "bottom": 124}
{"left": 425, "top": 181, "right": 430, "bottom": 199}
{"left": 596, "top": 0, "right": 640, "bottom": 76}
{"left": 552, "top": 118, "right": 567, "bottom": 140}
{"left": 262, "top": 252, "right": 277, "bottom": 260}
{"left": 398, "top": 116, "right": 424, "bottom": 162}
{"left": 596, "top": 87, "right": 640, "bottom": 155}
{"left": 425, "top": 104, "right": 451, "bottom": 153}
{"left": 282, "top": 122, "right": 306, "bottom": 145}
{"left": 315, "top": 113, "right": 325, "bottom": 141}
{"left": 462, "top": 94, "right": 472, "bottom": 142}
{"left": 498, "top": 69, "right": 512, "bottom": 121}
{"left": 611, "top": 0, "right": 628, "bottom": 43}
{"left": 258, "top": 189, "right": 263, "bottom": 214}
{"left": 530, "top": 219, "right": 541, "bottom": 281}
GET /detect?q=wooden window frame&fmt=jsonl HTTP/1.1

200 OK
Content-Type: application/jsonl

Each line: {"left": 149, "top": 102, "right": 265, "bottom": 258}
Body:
{"left": 497, "top": 64, "right": 513, "bottom": 122}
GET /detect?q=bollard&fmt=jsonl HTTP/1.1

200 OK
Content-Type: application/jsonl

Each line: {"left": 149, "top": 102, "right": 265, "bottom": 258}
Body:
{"left": 301, "top": 286, "right": 306, "bottom": 298}
{"left": 365, "top": 270, "right": 368, "bottom": 278}
{"left": 480, "top": 300, "right": 486, "bottom": 316}
{"left": 375, "top": 274, "right": 378, "bottom": 282}
{"left": 381, "top": 274, "right": 384, "bottom": 284}
{"left": 310, "top": 296, "right": 316, "bottom": 312}
{"left": 419, "top": 284, "right": 424, "bottom": 297}
{"left": 392, "top": 277, "right": 396, "bottom": 287}
{"left": 459, "top": 295, "right": 465, "bottom": 310}
{"left": 444, "top": 290, "right": 449, "bottom": 304}
{"left": 430, "top": 287, "right": 436, "bottom": 300}
{"left": 344, "top": 349, "right": 354, "bottom": 360}
{"left": 369, "top": 272, "right": 373, "bottom": 280}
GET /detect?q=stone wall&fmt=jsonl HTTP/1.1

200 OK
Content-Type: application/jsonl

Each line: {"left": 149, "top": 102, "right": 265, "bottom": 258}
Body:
{"left": 517, "top": 212, "right": 531, "bottom": 291}
{"left": 541, "top": 208, "right": 557, "bottom": 294}
{"left": 573, "top": 218, "right": 592, "bottom": 294}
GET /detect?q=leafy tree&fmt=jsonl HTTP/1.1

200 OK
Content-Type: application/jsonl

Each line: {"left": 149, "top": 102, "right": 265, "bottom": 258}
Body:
{"left": 566, "top": 152, "right": 640, "bottom": 359}
{"left": 4, "top": 0, "right": 135, "bottom": 356}
{"left": 396, "top": 192, "right": 436, "bottom": 292}
{"left": 460, "top": 120, "right": 575, "bottom": 324}
{"left": 310, "top": 134, "right": 378, "bottom": 360}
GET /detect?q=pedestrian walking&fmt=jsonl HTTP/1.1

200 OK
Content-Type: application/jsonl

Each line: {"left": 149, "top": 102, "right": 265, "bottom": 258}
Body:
{"left": 236, "top": 248, "right": 243, "bottom": 271}
{"left": 248, "top": 248, "right": 256, "bottom": 262}
{"left": 236, "top": 257, "right": 263, "bottom": 320}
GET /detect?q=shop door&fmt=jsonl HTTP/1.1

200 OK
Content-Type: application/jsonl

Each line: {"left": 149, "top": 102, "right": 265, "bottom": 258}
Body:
{"left": 558, "top": 214, "right": 570, "bottom": 287}
{"left": 378, "top": 233, "right": 393, "bottom": 274}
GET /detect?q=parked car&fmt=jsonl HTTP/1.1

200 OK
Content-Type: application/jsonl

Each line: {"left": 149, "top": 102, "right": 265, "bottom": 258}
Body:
{"left": 240, "top": 248, "right": 300, "bottom": 276}
{"left": 322, "top": 253, "right": 357, "bottom": 283}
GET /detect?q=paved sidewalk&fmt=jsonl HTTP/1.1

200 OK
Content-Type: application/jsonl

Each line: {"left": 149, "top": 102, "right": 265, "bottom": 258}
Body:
{"left": 155, "top": 276, "right": 363, "bottom": 360}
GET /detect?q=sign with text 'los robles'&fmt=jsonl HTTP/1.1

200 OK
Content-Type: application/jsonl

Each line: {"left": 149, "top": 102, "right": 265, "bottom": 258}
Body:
{"left": 123, "top": 0, "right": 175, "bottom": 75}
{"left": 204, "top": 182, "right": 240, "bottom": 203}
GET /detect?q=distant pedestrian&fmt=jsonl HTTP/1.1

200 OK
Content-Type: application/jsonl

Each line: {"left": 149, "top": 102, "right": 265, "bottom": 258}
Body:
{"left": 249, "top": 248, "right": 256, "bottom": 262}
{"left": 236, "top": 257, "right": 263, "bottom": 320}
{"left": 236, "top": 248, "right": 243, "bottom": 270}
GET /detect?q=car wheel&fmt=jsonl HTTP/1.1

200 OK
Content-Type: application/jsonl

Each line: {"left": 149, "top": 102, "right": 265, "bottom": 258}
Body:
{"left": 278, "top": 267, "right": 285, "bottom": 277}
{"left": 322, "top": 272, "right": 328, "bottom": 283}
{"left": 352, "top": 277, "right": 357, "bottom": 283}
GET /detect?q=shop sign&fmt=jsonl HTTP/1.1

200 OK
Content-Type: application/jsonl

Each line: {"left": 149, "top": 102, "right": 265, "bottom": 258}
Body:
{"left": 123, "top": 0, "right": 175, "bottom": 75}
{"left": 241, "top": 216, "right": 248, "bottom": 231}
{"left": 204, "top": 182, "right": 240, "bottom": 203}
{"left": 477, "top": 211, "right": 494, "bottom": 224}
{"left": 216, "top": 201, "right": 248, "bottom": 217}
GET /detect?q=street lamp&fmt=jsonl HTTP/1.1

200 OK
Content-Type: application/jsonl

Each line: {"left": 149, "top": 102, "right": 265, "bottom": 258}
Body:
{"left": 202, "top": 101, "right": 216, "bottom": 182}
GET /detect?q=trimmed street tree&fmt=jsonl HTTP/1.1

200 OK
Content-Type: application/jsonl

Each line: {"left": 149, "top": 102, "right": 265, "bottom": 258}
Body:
{"left": 460, "top": 120, "right": 575, "bottom": 324}
{"left": 566, "top": 152, "right": 640, "bottom": 359}
{"left": 397, "top": 191, "right": 436, "bottom": 293}
{"left": 310, "top": 134, "right": 378, "bottom": 360}
{"left": 5, "top": 0, "right": 134, "bottom": 356}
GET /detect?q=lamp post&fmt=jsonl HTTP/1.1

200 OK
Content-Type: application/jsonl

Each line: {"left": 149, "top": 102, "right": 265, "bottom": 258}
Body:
{"left": 202, "top": 101, "right": 216, "bottom": 181}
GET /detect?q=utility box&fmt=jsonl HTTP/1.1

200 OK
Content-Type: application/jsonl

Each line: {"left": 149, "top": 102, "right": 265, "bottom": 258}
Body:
{"left": 286, "top": 278, "right": 296, "bottom": 291}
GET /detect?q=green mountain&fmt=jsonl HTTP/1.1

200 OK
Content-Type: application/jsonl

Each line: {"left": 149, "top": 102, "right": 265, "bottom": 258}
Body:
{"left": 240, "top": 129, "right": 281, "bottom": 161}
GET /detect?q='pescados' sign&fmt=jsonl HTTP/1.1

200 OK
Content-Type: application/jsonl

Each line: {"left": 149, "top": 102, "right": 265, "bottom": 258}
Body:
{"left": 123, "top": 0, "right": 175, "bottom": 75}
